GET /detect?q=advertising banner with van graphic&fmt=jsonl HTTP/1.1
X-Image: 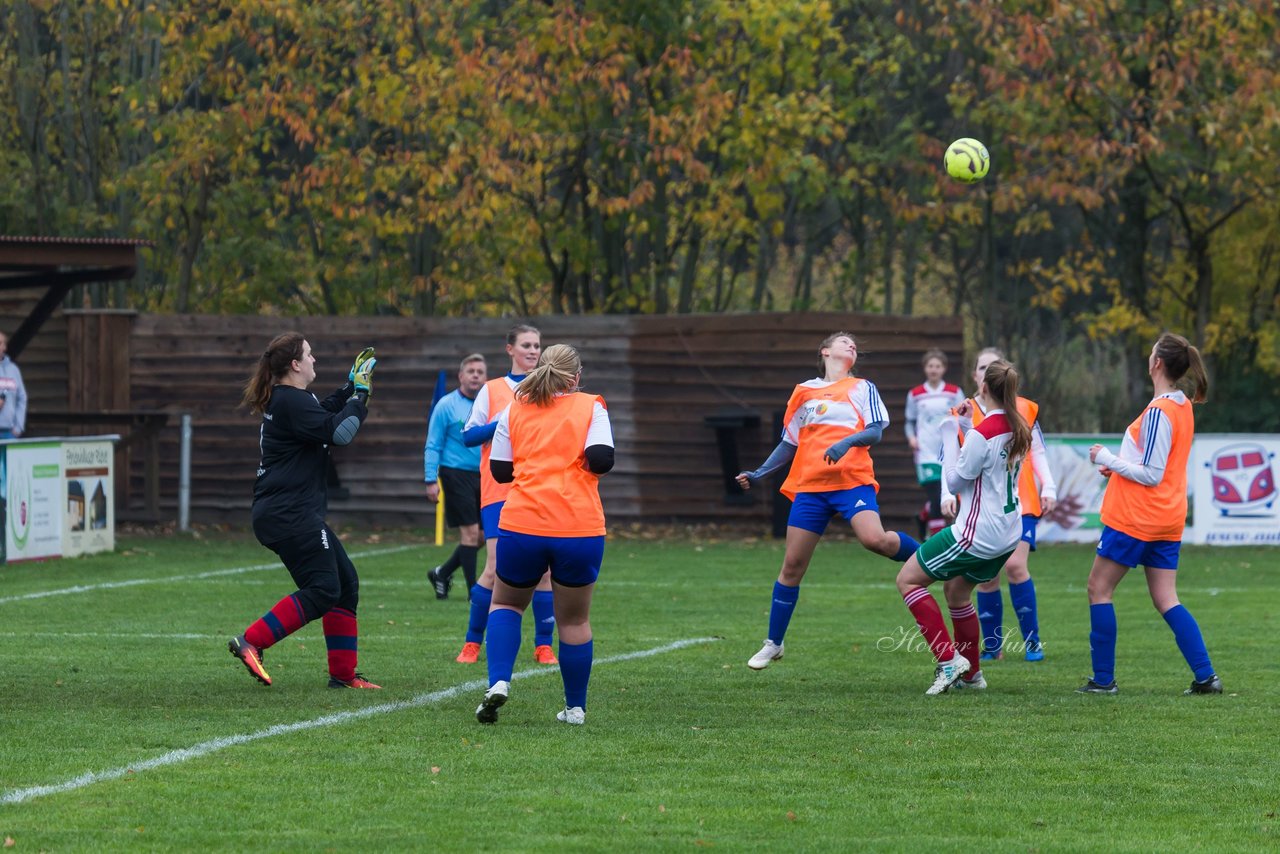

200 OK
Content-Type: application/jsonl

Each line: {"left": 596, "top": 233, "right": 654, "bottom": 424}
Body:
{"left": 1187, "top": 435, "right": 1280, "bottom": 545}
{"left": 1036, "top": 433, "right": 1278, "bottom": 547}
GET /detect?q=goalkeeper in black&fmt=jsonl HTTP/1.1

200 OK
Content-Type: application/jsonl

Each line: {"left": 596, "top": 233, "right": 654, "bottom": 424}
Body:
{"left": 228, "top": 331, "right": 382, "bottom": 689}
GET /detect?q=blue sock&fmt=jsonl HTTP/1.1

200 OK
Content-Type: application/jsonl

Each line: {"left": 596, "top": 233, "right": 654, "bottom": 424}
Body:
{"left": 1089, "top": 603, "right": 1117, "bottom": 685}
{"left": 976, "top": 589, "right": 1004, "bottom": 654}
{"left": 1163, "top": 604, "right": 1214, "bottom": 681}
{"left": 559, "top": 638, "right": 593, "bottom": 710}
{"left": 1009, "top": 578, "right": 1040, "bottom": 650}
{"left": 465, "top": 584, "right": 493, "bottom": 644}
{"left": 532, "top": 589, "right": 556, "bottom": 647}
{"left": 892, "top": 532, "right": 920, "bottom": 562}
{"left": 485, "top": 607, "right": 522, "bottom": 685}
{"left": 767, "top": 582, "right": 800, "bottom": 645}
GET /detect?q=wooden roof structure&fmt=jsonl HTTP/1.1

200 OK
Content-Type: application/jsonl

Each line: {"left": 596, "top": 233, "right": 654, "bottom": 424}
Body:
{"left": 0, "top": 236, "right": 149, "bottom": 358}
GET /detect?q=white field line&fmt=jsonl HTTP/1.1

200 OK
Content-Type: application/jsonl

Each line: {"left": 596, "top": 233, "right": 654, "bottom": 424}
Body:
{"left": 0, "top": 632, "right": 461, "bottom": 642}
{"left": 0, "top": 636, "right": 718, "bottom": 807}
{"left": 0, "top": 545, "right": 418, "bottom": 606}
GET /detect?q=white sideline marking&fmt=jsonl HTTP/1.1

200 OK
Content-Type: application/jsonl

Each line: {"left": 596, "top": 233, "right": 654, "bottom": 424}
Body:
{"left": 0, "top": 637, "right": 718, "bottom": 806}
{"left": 0, "top": 545, "right": 417, "bottom": 606}
{"left": 0, "top": 632, "right": 462, "bottom": 642}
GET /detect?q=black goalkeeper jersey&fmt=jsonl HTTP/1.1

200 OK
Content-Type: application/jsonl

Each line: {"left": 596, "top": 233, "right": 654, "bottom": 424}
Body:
{"left": 251, "top": 383, "right": 367, "bottom": 545}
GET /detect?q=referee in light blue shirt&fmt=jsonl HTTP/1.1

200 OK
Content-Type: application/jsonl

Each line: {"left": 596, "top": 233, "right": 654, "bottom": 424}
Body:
{"left": 425, "top": 354, "right": 487, "bottom": 599}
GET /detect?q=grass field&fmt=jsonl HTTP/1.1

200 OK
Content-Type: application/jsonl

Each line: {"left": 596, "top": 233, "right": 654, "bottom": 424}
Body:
{"left": 1, "top": 530, "right": 1277, "bottom": 851}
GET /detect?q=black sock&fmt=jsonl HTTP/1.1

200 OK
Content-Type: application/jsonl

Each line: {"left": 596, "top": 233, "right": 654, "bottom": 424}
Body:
{"left": 437, "top": 546, "right": 463, "bottom": 581}
{"left": 459, "top": 545, "right": 479, "bottom": 590}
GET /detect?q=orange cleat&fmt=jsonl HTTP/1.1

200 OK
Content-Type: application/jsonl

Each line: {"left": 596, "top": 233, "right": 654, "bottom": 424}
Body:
{"left": 456, "top": 641, "right": 481, "bottom": 664}
{"left": 329, "top": 673, "right": 383, "bottom": 689}
{"left": 533, "top": 644, "right": 559, "bottom": 665}
{"left": 228, "top": 635, "right": 272, "bottom": 686}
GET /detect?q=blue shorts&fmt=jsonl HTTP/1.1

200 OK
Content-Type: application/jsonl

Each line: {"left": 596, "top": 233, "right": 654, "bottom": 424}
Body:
{"left": 1097, "top": 525, "right": 1181, "bottom": 569}
{"left": 481, "top": 502, "right": 504, "bottom": 541}
{"left": 496, "top": 529, "right": 605, "bottom": 588}
{"left": 1021, "top": 514, "right": 1038, "bottom": 551}
{"left": 788, "top": 485, "right": 879, "bottom": 535}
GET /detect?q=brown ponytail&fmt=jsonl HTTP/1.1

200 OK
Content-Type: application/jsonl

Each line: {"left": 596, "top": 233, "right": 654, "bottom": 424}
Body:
{"left": 516, "top": 343, "right": 581, "bottom": 407}
{"left": 242, "top": 331, "right": 305, "bottom": 415}
{"left": 984, "top": 359, "right": 1031, "bottom": 471}
{"left": 1154, "top": 332, "right": 1209, "bottom": 403}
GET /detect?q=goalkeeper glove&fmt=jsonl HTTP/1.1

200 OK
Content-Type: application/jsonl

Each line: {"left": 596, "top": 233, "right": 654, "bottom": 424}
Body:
{"left": 348, "top": 347, "right": 376, "bottom": 384}
{"left": 353, "top": 356, "right": 377, "bottom": 398}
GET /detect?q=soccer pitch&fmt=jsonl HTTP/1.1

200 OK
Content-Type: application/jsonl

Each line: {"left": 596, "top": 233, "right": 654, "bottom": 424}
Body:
{"left": 1, "top": 533, "right": 1276, "bottom": 850}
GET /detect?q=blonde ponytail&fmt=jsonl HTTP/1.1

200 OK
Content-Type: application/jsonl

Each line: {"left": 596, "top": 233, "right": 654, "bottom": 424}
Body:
{"left": 516, "top": 343, "right": 581, "bottom": 407}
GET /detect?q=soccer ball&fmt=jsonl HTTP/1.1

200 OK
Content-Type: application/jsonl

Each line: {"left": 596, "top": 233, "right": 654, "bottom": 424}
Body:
{"left": 944, "top": 138, "right": 990, "bottom": 183}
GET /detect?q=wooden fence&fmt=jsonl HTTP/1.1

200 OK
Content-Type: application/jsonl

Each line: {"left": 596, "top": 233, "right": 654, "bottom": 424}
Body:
{"left": 56, "top": 311, "right": 964, "bottom": 532}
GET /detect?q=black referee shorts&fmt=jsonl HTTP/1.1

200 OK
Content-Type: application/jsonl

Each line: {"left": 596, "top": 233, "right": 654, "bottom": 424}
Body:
{"left": 437, "top": 465, "right": 482, "bottom": 528}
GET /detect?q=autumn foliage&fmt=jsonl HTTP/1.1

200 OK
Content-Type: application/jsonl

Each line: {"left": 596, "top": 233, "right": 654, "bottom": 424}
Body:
{"left": 1, "top": 1, "right": 1277, "bottom": 425}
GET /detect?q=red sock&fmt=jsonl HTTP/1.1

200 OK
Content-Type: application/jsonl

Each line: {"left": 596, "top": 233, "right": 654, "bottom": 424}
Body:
{"left": 323, "top": 607, "right": 358, "bottom": 682}
{"left": 904, "top": 587, "right": 954, "bottom": 663}
{"left": 927, "top": 518, "right": 947, "bottom": 537}
{"left": 950, "top": 603, "right": 981, "bottom": 676}
{"left": 244, "top": 594, "right": 307, "bottom": 651}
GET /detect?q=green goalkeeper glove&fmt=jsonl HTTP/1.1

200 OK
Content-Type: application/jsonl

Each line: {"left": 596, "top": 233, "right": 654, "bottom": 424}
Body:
{"left": 348, "top": 347, "right": 376, "bottom": 384}
{"left": 353, "top": 356, "right": 377, "bottom": 398}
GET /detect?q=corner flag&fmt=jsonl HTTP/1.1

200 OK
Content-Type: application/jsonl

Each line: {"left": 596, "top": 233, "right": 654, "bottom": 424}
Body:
{"left": 430, "top": 369, "right": 449, "bottom": 546}
{"left": 430, "top": 369, "right": 449, "bottom": 413}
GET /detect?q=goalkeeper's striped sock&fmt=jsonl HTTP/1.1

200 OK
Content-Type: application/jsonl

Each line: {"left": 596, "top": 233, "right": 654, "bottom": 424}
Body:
{"left": 244, "top": 593, "right": 307, "bottom": 651}
{"left": 466, "top": 583, "right": 493, "bottom": 644}
{"left": 323, "top": 607, "right": 359, "bottom": 683}
{"left": 533, "top": 589, "right": 555, "bottom": 647}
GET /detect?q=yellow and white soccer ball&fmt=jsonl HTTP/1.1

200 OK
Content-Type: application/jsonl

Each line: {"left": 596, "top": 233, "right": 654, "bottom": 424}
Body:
{"left": 944, "top": 138, "right": 990, "bottom": 183}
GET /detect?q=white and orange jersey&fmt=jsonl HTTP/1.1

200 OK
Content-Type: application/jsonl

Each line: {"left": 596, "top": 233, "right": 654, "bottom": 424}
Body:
{"left": 941, "top": 411, "right": 1024, "bottom": 558}
{"left": 778, "top": 376, "right": 887, "bottom": 500}
{"left": 905, "top": 381, "right": 965, "bottom": 467}
{"left": 490, "top": 392, "right": 613, "bottom": 537}
{"left": 465, "top": 376, "right": 521, "bottom": 508}
{"left": 954, "top": 396, "right": 1057, "bottom": 517}
{"left": 1097, "top": 391, "right": 1193, "bottom": 541}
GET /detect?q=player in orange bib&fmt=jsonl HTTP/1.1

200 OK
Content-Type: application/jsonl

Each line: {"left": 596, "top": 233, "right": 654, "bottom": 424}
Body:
{"left": 944, "top": 347, "right": 1058, "bottom": 663}
{"left": 474, "top": 345, "right": 614, "bottom": 726}
{"left": 736, "top": 332, "right": 921, "bottom": 671}
{"left": 1077, "top": 332, "right": 1221, "bottom": 696}
{"left": 455, "top": 325, "right": 558, "bottom": 666}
